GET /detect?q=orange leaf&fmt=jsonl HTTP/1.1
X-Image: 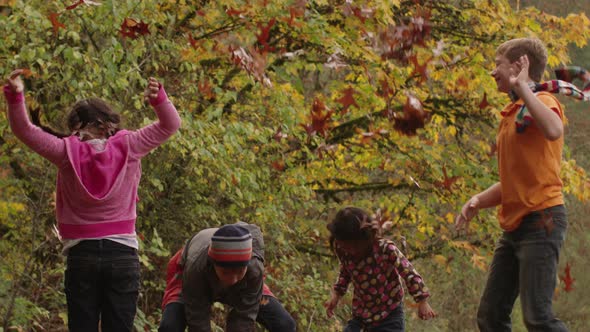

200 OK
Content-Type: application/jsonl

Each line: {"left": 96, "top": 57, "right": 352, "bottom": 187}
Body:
{"left": 48, "top": 12, "right": 66, "bottom": 35}
{"left": 393, "top": 95, "right": 429, "bottom": 135}
{"left": 377, "top": 78, "right": 395, "bottom": 99}
{"left": 198, "top": 79, "right": 215, "bottom": 100}
{"left": 225, "top": 7, "right": 246, "bottom": 16}
{"left": 559, "top": 262, "right": 575, "bottom": 292}
{"left": 336, "top": 86, "right": 358, "bottom": 114}
{"left": 434, "top": 166, "right": 460, "bottom": 191}
{"left": 271, "top": 160, "right": 286, "bottom": 171}
{"left": 311, "top": 98, "right": 333, "bottom": 137}
{"left": 119, "top": 18, "right": 150, "bottom": 39}
{"left": 300, "top": 123, "right": 315, "bottom": 137}
{"left": 257, "top": 19, "right": 276, "bottom": 52}
{"left": 409, "top": 55, "right": 430, "bottom": 85}
{"left": 187, "top": 34, "right": 201, "bottom": 49}
{"left": 281, "top": 6, "right": 305, "bottom": 27}
{"left": 66, "top": 0, "right": 84, "bottom": 10}
{"left": 479, "top": 92, "right": 490, "bottom": 110}
{"left": 21, "top": 68, "right": 34, "bottom": 78}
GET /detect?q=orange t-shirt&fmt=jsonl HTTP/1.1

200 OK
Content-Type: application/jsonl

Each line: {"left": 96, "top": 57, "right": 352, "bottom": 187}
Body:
{"left": 496, "top": 92, "right": 564, "bottom": 231}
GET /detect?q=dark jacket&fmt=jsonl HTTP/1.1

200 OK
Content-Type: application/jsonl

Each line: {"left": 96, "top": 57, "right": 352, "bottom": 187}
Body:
{"left": 181, "top": 222, "right": 264, "bottom": 332}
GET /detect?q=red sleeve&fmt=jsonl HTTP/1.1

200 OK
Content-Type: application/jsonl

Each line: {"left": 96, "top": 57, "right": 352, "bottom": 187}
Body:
{"left": 162, "top": 249, "right": 184, "bottom": 309}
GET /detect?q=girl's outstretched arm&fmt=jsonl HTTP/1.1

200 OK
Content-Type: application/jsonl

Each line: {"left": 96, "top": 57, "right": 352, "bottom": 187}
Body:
{"left": 389, "top": 243, "right": 430, "bottom": 303}
{"left": 128, "top": 77, "right": 181, "bottom": 158}
{"left": 324, "top": 249, "right": 350, "bottom": 318}
{"left": 4, "top": 69, "right": 66, "bottom": 165}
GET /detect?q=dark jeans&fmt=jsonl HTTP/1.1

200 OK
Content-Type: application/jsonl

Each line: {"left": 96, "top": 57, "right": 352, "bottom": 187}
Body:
{"left": 158, "top": 296, "right": 296, "bottom": 332}
{"left": 344, "top": 304, "right": 404, "bottom": 332}
{"left": 65, "top": 239, "right": 140, "bottom": 332}
{"left": 477, "top": 205, "right": 568, "bottom": 332}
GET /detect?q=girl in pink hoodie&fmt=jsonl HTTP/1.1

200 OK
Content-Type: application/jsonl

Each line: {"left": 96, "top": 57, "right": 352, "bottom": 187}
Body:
{"left": 4, "top": 69, "right": 181, "bottom": 332}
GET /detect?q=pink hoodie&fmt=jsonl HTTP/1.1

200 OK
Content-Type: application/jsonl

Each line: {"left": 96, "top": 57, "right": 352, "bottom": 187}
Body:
{"left": 4, "top": 85, "right": 181, "bottom": 239}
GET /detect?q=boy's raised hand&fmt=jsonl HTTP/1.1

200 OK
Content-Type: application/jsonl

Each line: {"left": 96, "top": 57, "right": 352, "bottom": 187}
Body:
{"left": 509, "top": 55, "right": 531, "bottom": 90}
{"left": 417, "top": 300, "right": 437, "bottom": 320}
{"left": 144, "top": 77, "right": 160, "bottom": 102}
{"left": 6, "top": 69, "right": 25, "bottom": 93}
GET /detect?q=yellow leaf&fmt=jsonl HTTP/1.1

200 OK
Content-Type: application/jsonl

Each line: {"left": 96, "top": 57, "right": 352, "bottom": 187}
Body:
{"left": 445, "top": 212, "right": 455, "bottom": 224}
{"left": 433, "top": 254, "right": 447, "bottom": 266}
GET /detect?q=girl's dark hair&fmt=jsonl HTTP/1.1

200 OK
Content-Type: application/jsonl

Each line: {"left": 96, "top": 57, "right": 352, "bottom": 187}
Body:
{"left": 30, "top": 108, "right": 68, "bottom": 138}
{"left": 327, "top": 207, "right": 380, "bottom": 251}
{"left": 67, "top": 98, "right": 121, "bottom": 136}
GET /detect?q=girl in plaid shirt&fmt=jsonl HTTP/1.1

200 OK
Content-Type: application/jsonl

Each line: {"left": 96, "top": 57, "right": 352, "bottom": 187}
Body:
{"left": 324, "top": 207, "right": 436, "bottom": 331}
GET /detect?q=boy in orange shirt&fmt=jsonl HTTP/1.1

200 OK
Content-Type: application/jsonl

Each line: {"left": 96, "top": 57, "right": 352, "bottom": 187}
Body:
{"left": 455, "top": 38, "right": 568, "bottom": 331}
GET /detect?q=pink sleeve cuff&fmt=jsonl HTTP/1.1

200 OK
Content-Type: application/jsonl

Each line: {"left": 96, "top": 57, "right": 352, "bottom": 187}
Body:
{"left": 3, "top": 85, "right": 24, "bottom": 104}
{"left": 149, "top": 84, "right": 169, "bottom": 107}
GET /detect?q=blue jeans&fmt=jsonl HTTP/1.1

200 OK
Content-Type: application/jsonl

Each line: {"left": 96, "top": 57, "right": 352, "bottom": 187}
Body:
{"left": 65, "top": 239, "right": 140, "bottom": 332}
{"left": 477, "top": 205, "right": 568, "bottom": 332}
{"left": 344, "top": 304, "right": 404, "bottom": 332}
{"left": 158, "top": 296, "right": 296, "bottom": 332}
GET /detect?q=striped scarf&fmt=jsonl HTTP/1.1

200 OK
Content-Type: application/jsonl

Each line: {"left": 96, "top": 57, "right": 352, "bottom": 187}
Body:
{"left": 508, "top": 66, "right": 590, "bottom": 133}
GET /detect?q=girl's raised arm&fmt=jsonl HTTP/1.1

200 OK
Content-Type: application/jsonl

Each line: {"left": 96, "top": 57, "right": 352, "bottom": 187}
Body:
{"left": 4, "top": 70, "right": 66, "bottom": 165}
{"left": 128, "top": 77, "right": 181, "bottom": 158}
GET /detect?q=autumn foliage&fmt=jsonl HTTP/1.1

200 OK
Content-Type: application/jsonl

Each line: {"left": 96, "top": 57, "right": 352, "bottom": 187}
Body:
{"left": 1, "top": 0, "right": 589, "bottom": 330}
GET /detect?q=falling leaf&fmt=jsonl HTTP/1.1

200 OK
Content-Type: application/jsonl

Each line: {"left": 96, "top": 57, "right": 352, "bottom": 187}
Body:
{"left": 479, "top": 92, "right": 490, "bottom": 110}
{"left": 20, "top": 68, "right": 34, "bottom": 78}
{"left": 336, "top": 86, "right": 358, "bottom": 113}
{"left": 409, "top": 9, "right": 432, "bottom": 46}
{"left": 48, "top": 12, "right": 65, "bottom": 35}
{"left": 310, "top": 98, "right": 334, "bottom": 137}
{"left": 282, "top": 49, "right": 304, "bottom": 59}
{"left": 66, "top": 0, "right": 84, "bottom": 10}
{"left": 257, "top": 18, "right": 276, "bottom": 52}
{"left": 324, "top": 51, "right": 348, "bottom": 70}
{"left": 300, "top": 99, "right": 334, "bottom": 139}
{"left": 559, "top": 262, "right": 575, "bottom": 292}
{"left": 409, "top": 55, "right": 429, "bottom": 85}
{"left": 187, "top": 34, "right": 202, "bottom": 49}
{"left": 230, "top": 46, "right": 272, "bottom": 87}
{"left": 456, "top": 76, "right": 469, "bottom": 89}
{"left": 372, "top": 208, "right": 392, "bottom": 228}
{"left": 432, "top": 40, "right": 446, "bottom": 57}
{"left": 272, "top": 127, "right": 287, "bottom": 142}
{"left": 377, "top": 78, "right": 395, "bottom": 99}
{"left": 434, "top": 166, "right": 460, "bottom": 191}
{"left": 433, "top": 254, "right": 448, "bottom": 266}
{"left": 119, "top": 18, "right": 150, "bottom": 39}
{"left": 300, "top": 123, "right": 315, "bottom": 137}
{"left": 314, "top": 143, "right": 338, "bottom": 159}
{"left": 358, "top": 126, "right": 387, "bottom": 145}
{"left": 393, "top": 94, "right": 429, "bottom": 135}
{"left": 225, "top": 7, "right": 246, "bottom": 17}
{"left": 360, "top": 130, "right": 375, "bottom": 144}
{"left": 66, "top": 0, "right": 101, "bottom": 10}
{"left": 198, "top": 79, "right": 215, "bottom": 100}
{"left": 282, "top": 5, "right": 305, "bottom": 27}
{"left": 271, "top": 160, "right": 286, "bottom": 171}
